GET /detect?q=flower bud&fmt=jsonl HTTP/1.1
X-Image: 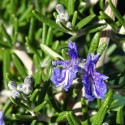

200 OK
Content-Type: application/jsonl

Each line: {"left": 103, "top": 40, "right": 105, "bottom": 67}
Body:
{"left": 56, "top": 4, "right": 65, "bottom": 14}
{"left": 56, "top": 13, "right": 69, "bottom": 23}
{"left": 60, "top": 13, "right": 69, "bottom": 22}
{"left": 24, "top": 76, "right": 34, "bottom": 85}
{"left": 11, "top": 89, "right": 20, "bottom": 99}
{"left": 66, "top": 22, "right": 72, "bottom": 29}
{"left": 23, "top": 84, "right": 33, "bottom": 95}
{"left": 8, "top": 81, "right": 17, "bottom": 90}
{"left": 17, "top": 84, "right": 24, "bottom": 92}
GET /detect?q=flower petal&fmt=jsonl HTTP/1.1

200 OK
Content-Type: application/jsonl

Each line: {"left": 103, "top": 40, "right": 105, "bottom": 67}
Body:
{"left": 50, "top": 67, "right": 66, "bottom": 87}
{"left": 68, "top": 40, "right": 78, "bottom": 59}
{"left": 50, "top": 66, "right": 79, "bottom": 91}
{"left": 52, "top": 60, "right": 71, "bottom": 68}
{"left": 85, "top": 53, "right": 100, "bottom": 74}
{"left": 82, "top": 53, "right": 108, "bottom": 101}
{"left": 0, "top": 111, "right": 4, "bottom": 125}
{"left": 64, "top": 66, "right": 79, "bottom": 91}
{"left": 82, "top": 71, "right": 95, "bottom": 101}
{"left": 92, "top": 72, "right": 107, "bottom": 98}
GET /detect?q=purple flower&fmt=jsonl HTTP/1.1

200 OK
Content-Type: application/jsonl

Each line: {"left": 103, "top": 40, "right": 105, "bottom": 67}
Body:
{"left": 50, "top": 40, "right": 81, "bottom": 91}
{"left": 0, "top": 111, "right": 4, "bottom": 125}
{"left": 82, "top": 53, "right": 108, "bottom": 101}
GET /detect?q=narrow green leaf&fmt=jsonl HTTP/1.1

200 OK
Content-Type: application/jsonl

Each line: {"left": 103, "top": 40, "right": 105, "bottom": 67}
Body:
{"left": 92, "top": 90, "right": 113, "bottom": 125}
{"left": 81, "top": 98, "right": 88, "bottom": 113}
{"left": 34, "top": 101, "right": 47, "bottom": 112}
{"left": 25, "top": 37, "right": 41, "bottom": 59}
{"left": 88, "top": 32, "right": 100, "bottom": 54}
{"left": 32, "top": 10, "right": 73, "bottom": 34}
{"left": 81, "top": 120, "right": 89, "bottom": 125}
{"left": 41, "top": 56, "right": 52, "bottom": 68}
{"left": 42, "top": 23, "right": 47, "bottom": 44}
{"left": 0, "top": 41, "right": 11, "bottom": 48}
{"left": 16, "top": 0, "right": 25, "bottom": 15}
{"left": 111, "top": 93, "right": 125, "bottom": 108}
{"left": 100, "top": 11, "right": 118, "bottom": 32}
{"left": 37, "top": 81, "right": 50, "bottom": 104}
{"left": 52, "top": 41, "right": 59, "bottom": 50}
{"left": 97, "top": 99, "right": 101, "bottom": 109}
{"left": 108, "top": 0, "right": 125, "bottom": 28}
{"left": 66, "top": 112, "right": 74, "bottom": 125}
{"left": 83, "top": 23, "right": 107, "bottom": 34}
{"left": 68, "top": 0, "right": 74, "bottom": 16}
{"left": 10, "top": 97, "right": 29, "bottom": 110}
{"left": 53, "top": 12, "right": 57, "bottom": 19}
{"left": 12, "top": 17, "right": 18, "bottom": 45}
{"left": 69, "top": 111, "right": 82, "bottom": 125}
{"left": 12, "top": 54, "right": 27, "bottom": 77}
{"left": 106, "top": 44, "right": 117, "bottom": 56}
{"left": 10, "top": 0, "right": 17, "bottom": 14}
{"left": 72, "top": 11, "right": 78, "bottom": 27}
{"left": 40, "top": 43, "right": 64, "bottom": 60}
{"left": 51, "top": 111, "right": 67, "bottom": 123}
{"left": 28, "top": 17, "right": 35, "bottom": 42}
{"left": 3, "top": 99, "right": 12, "bottom": 114}
{"left": 99, "top": 0, "right": 104, "bottom": 10}
{"left": 110, "top": 33, "right": 125, "bottom": 43}
{"left": 19, "top": 5, "right": 33, "bottom": 22}
{"left": 3, "top": 50, "right": 11, "bottom": 89}
{"left": 33, "top": 54, "right": 41, "bottom": 70}
{"left": 75, "top": 14, "right": 96, "bottom": 30}
{"left": 90, "top": 6, "right": 94, "bottom": 15}
{"left": 11, "top": 114, "right": 36, "bottom": 121}
{"left": 34, "top": 71, "right": 42, "bottom": 86}
{"left": 58, "top": 0, "right": 68, "bottom": 8}
{"left": 30, "top": 89, "right": 39, "bottom": 102}
{"left": 31, "top": 120, "right": 37, "bottom": 125}
{"left": 46, "top": 27, "right": 53, "bottom": 46}
{"left": 73, "top": 83, "right": 83, "bottom": 98}
{"left": 56, "top": 21, "right": 75, "bottom": 35}
{"left": 116, "top": 106, "right": 124, "bottom": 125}
{"left": 47, "top": 86, "right": 61, "bottom": 112}
{"left": 0, "top": 24, "right": 12, "bottom": 45}
{"left": 35, "top": 28, "right": 42, "bottom": 40}
{"left": 97, "top": 42, "right": 107, "bottom": 55}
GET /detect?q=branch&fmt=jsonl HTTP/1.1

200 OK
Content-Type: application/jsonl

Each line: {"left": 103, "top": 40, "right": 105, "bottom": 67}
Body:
{"left": 96, "top": 0, "right": 118, "bottom": 68}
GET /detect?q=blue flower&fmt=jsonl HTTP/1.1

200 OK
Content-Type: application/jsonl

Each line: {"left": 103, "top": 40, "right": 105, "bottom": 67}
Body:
{"left": 0, "top": 111, "right": 4, "bottom": 125}
{"left": 50, "top": 40, "right": 81, "bottom": 91}
{"left": 82, "top": 53, "right": 108, "bottom": 101}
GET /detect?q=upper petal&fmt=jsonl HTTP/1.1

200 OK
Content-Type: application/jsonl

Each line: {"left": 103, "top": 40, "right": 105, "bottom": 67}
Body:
{"left": 85, "top": 53, "right": 100, "bottom": 74}
{"left": 68, "top": 40, "right": 78, "bottom": 59}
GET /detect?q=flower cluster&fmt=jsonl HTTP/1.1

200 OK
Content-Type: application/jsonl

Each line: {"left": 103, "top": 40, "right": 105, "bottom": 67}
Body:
{"left": 8, "top": 76, "right": 34, "bottom": 99}
{"left": 50, "top": 40, "right": 108, "bottom": 101}
{"left": 56, "top": 4, "right": 72, "bottom": 29}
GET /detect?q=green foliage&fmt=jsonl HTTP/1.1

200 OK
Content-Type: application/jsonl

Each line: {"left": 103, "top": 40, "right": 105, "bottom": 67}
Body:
{"left": 0, "top": 0, "right": 125, "bottom": 125}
